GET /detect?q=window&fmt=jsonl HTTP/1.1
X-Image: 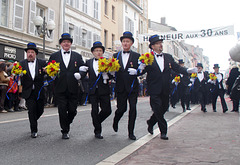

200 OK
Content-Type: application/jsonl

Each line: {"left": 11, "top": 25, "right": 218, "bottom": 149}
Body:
{"left": 82, "top": 0, "right": 87, "bottom": 13}
{"left": 13, "top": 0, "right": 24, "bottom": 30}
{"left": 134, "top": 12, "right": 136, "bottom": 20}
{"left": 104, "top": 30, "right": 108, "bottom": 48}
{"left": 0, "top": 0, "right": 8, "bottom": 27}
{"left": 28, "top": 0, "right": 36, "bottom": 35}
{"left": 94, "top": 0, "right": 98, "bottom": 19}
{"left": 112, "top": 5, "right": 115, "bottom": 20}
{"left": 125, "top": 16, "right": 134, "bottom": 34}
{"left": 82, "top": 29, "right": 87, "bottom": 47}
{"left": 37, "top": 6, "right": 45, "bottom": 18}
{"left": 112, "top": 34, "right": 115, "bottom": 50}
{"left": 104, "top": 0, "right": 107, "bottom": 15}
{"left": 125, "top": 4, "right": 127, "bottom": 12}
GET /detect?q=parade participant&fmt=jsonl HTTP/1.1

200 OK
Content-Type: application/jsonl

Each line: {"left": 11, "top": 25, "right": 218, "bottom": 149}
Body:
{"left": 48, "top": 33, "right": 84, "bottom": 139}
{"left": 143, "top": 35, "right": 197, "bottom": 140}
{"left": 79, "top": 41, "right": 112, "bottom": 139}
{"left": 194, "top": 63, "right": 208, "bottom": 112}
{"left": 112, "top": 31, "right": 140, "bottom": 140}
{"left": 178, "top": 59, "right": 191, "bottom": 112}
{"left": 0, "top": 63, "right": 10, "bottom": 113}
{"left": 20, "top": 43, "right": 46, "bottom": 138}
{"left": 209, "top": 64, "right": 228, "bottom": 113}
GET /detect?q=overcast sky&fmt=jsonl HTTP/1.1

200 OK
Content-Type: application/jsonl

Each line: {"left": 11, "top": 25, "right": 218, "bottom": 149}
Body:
{"left": 148, "top": 0, "right": 239, "bottom": 72}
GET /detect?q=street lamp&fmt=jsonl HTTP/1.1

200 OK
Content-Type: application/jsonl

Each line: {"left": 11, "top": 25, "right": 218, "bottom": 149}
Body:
{"left": 33, "top": 16, "right": 55, "bottom": 57}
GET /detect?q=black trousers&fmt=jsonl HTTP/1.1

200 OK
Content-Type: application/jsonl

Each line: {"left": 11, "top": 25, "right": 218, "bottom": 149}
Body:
{"left": 232, "top": 99, "right": 239, "bottom": 111}
{"left": 198, "top": 89, "right": 208, "bottom": 110}
{"left": 26, "top": 90, "right": 44, "bottom": 133}
{"left": 114, "top": 91, "right": 138, "bottom": 135}
{"left": 148, "top": 93, "right": 169, "bottom": 135}
{"left": 89, "top": 90, "right": 111, "bottom": 135}
{"left": 212, "top": 89, "right": 228, "bottom": 111}
{"left": 55, "top": 91, "right": 78, "bottom": 134}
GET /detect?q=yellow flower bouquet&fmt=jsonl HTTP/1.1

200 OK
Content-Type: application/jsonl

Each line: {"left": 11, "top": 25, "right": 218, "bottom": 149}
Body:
{"left": 45, "top": 60, "right": 60, "bottom": 78}
{"left": 139, "top": 52, "right": 154, "bottom": 66}
{"left": 11, "top": 62, "right": 27, "bottom": 76}
{"left": 174, "top": 75, "right": 180, "bottom": 83}
{"left": 209, "top": 73, "right": 217, "bottom": 81}
{"left": 107, "top": 57, "right": 120, "bottom": 72}
{"left": 191, "top": 73, "right": 197, "bottom": 78}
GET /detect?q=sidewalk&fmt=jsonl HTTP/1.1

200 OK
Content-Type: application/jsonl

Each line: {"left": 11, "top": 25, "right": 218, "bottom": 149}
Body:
{"left": 116, "top": 100, "right": 240, "bottom": 165}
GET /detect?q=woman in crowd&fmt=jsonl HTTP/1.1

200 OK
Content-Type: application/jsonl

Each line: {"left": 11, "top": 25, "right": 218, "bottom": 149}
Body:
{"left": 0, "top": 63, "right": 10, "bottom": 113}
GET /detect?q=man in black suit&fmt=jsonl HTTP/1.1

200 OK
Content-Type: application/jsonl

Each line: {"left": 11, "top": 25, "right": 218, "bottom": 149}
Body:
{"left": 48, "top": 33, "right": 84, "bottom": 139}
{"left": 112, "top": 31, "right": 140, "bottom": 140}
{"left": 194, "top": 63, "right": 209, "bottom": 112}
{"left": 80, "top": 41, "right": 112, "bottom": 139}
{"left": 178, "top": 59, "right": 191, "bottom": 112}
{"left": 209, "top": 64, "right": 228, "bottom": 113}
{"left": 20, "top": 43, "right": 46, "bottom": 138}
{"left": 143, "top": 35, "right": 196, "bottom": 140}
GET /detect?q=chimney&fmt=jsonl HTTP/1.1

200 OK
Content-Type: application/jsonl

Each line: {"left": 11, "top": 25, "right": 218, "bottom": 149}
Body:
{"left": 161, "top": 17, "right": 166, "bottom": 25}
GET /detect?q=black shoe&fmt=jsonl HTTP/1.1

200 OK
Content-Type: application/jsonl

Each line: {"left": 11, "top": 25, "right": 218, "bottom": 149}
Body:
{"left": 146, "top": 120, "right": 153, "bottom": 135}
{"left": 231, "top": 110, "right": 236, "bottom": 112}
{"left": 202, "top": 108, "right": 207, "bottom": 112}
{"left": 31, "top": 132, "right": 37, "bottom": 138}
{"left": 113, "top": 122, "right": 118, "bottom": 132}
{"left": 213, "top": 109, "right": 217, "bottom": 112}
{"left": 183, "top": 108, "right": 186, "bottom": 112}
{"left": 223, "top": 109, "right": 228, "bottom": 113}
{"left": 62, "top": 133, "right": 70, "bottom": 139}
{"left": 187, "top": 107, "right": 191, "bottom": 110}
{"left": 129, "top": 134, "right": 136, "bottom": 140}
{"left": 160, "top": 134, "right": 169, "bottom": 140}
{"left": 95, "top": 134, "right": 103, "bottom": 139}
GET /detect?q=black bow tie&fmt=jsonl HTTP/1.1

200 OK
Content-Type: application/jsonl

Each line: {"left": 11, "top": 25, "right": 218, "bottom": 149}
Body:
{"left": 123, "top": 51, "right": 130, "bottom": 54}
{"left": 64, "top": 51, "right": 70, "bottom": 54}
{"left": 156, "top": 54, "right": 162, "bottom": 57}
{"left": 94, "top": 58, "right": 98, "bottom": 61}
{"left": 198, "top": 72, "right": 202, "bottom": 73}
{"left": 28, "top": 61, "right": 34, "bottom": 63}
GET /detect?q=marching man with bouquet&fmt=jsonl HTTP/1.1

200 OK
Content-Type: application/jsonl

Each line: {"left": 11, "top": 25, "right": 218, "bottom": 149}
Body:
{"left": 20, "top": 43, "right": 46, "bottom": 138}
{"left": 79, "top": 41, "right": 119, "bottom": 139}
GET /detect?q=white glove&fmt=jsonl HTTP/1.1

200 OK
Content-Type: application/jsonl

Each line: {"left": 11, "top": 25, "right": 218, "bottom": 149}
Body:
{"left": 138, "top": 63, "right": 146, "bottom": 70}
{"left": 171, "top": 79, "right": 175, "bottom": 84}
{"left": 229, "top": 41, "right": 240, "bottom": 62}
{"left": 187, "top": 67, "right": 198, "bottom": 73}
{"left": 51, "top": 76, "right": 56, "bottom": 80}
{"left": 74, "top": 73, "right": 81, "bottom": 80}
{"left": 109, "top": 71, "right": 115, "bottom": 77}
{"left": 44, "top": 81, "right": 49, "bottom": 86}
{"left": 207, "top": 79, "right": 212, "bottom": 83}
{"left": 188, "top": 83, "right": 192, "bottom": 87}
{"left": 128, "top": 68, "right": 137, "bottom": 75}
{"left": 175, "top": 82, "right": 179, "bottom": 86}
{"left": 102, "top": 72, "right": 109, "bottom": 84}
{"left": 79, "top": 66, "right": 88, "bottom": 72}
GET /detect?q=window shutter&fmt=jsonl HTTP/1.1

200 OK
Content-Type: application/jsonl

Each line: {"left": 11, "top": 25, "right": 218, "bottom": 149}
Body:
{"left": 131, "top": 20, "right": 134, "bottom": 35}
{"left": 28, "top": 0, "right": 36, "bottom": 35}
{"left": 93, "top": 34, "right": 97, "bottom": 42}
{"left": 74, "top": 26, "right": 79, "bottom": 45}
{"left": 78, "top": 27, "right": 82, "bottom": 46}
{"left": 63, "top": 22, "right": 69, "bottom": 33}
{"left": 14, "top": 0, "right": 24, "bottom": 31}
{"left": 125, "top": 16, "right": 128, "bottom": 31}
{"left": 48, "top": 8, "right": 55, "bottom": 39}
{"left": 87, "top": 31, "right": 92, "bottom": 48}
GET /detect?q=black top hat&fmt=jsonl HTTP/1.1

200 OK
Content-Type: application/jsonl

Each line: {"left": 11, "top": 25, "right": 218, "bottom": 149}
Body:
{"left": 196, "top": 63, "right": 203, "bottom": 68}
{"left": 24, "top": 42, "right": 38, "bottom": 55}
{"left": 213, "top": 64, "right": 220, "bottom": 69}
{"left": 59, "top": 33, "right": 73, "bottom": 44}
{"left": 91, "top": 41, "right": 105, "bottom": 53}
{"left": 178, "top": 59, "right": 184, "bottom": 64}
{"left": 149, "top": 34, "right": 164, "bottom": 49}
{"left": 120, "top": 31, "right": 134, "bottom": 43}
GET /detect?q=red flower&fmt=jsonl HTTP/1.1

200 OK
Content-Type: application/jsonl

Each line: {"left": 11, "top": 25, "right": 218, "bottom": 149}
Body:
{"left": 100, "top": 57, "right": 104, "bottom": 59}
{"left": 52, "top": 60, "right": 56, "bottom": 63}
{"left": 18, "top": 66, "right": 22, "bottom": 69}
{"left": 48, "top": 62, "right": 51, "bottom": 65}
{"left": 13, "top": 71, "right": 15, "bottom": 73}
{"left": 146, "top": 54, "right": 149, "bottom": 58}
{"left": 142, "top": 60, "right": 145, "bottom": 63}
{"left": 112, "top": 59, "right": 115, "bottom": 62}
{"left": 13, "top": 63, "right": 17, "bottom": 66}
{"left": 51, "top": 68, "right": 54, "bottom": 71}
{"left": 101, "top": 62, "right": 105, "bottom": 65}
{"left": 151, "top": 51, "right": 154, "bottom": 55}
{"left": 109, "top": 62, "right": 112, "bottom": 66}
{"left": 141, "top": 54, "right": 144, "bottom": 56}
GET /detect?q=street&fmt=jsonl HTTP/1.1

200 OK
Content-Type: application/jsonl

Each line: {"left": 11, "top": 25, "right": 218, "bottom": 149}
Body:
{"left": 0, "top": 96, "right": 184, "bottom": 165}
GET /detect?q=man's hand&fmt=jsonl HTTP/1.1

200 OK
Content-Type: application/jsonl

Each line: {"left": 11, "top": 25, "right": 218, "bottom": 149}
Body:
{"left": 74, "top": 73, "right": 81, "bottom": 80}
{"left": 128, "top": 68, "right": 137, "bottom": 75}
{"left": 138, "top": 63, "right": 146, "bottom": 70}
{"left": 79, "top": 66, "right": 88, "bottom": 72}
{"left": 102, "top": 72, "right": 109, "bottom": 84}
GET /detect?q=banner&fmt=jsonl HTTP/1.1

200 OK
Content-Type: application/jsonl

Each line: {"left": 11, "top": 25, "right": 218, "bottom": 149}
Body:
{"left": 139, "top": 25, "right": 234, "bottom": 43}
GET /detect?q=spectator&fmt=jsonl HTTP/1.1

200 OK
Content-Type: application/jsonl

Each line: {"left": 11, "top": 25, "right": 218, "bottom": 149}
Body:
{"left": 0, "top": 63, "right": 10, "bottom": 113}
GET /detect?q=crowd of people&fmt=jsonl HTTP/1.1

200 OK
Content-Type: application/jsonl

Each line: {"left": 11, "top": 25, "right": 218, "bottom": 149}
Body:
{"left": 0, "top": 32, "right": 238, "bottom": 141}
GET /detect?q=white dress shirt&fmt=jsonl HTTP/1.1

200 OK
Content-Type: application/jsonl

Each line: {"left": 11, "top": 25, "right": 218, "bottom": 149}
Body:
{"left": 28, "top": 59, "right": 36, "bottom": 80}
{"left": 215, "top": 72, "right": 222, "bottom": 88}
{"left": 154, "top": 51, "right": 164, "bottom": 71}
{"left": 61, "top": 49, "right": 71, "bottom": 68}
{"left": 93, "top": 59, "right": 99, "bottom": 76}
{"left": 122, "top": 51, "right": 130, "bottom": 69}
{"left": 197, "top": 71, "right": 204, "bottom": 82}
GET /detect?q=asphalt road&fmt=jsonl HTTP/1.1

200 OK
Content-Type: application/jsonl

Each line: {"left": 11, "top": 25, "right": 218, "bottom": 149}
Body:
{"left": 0, "top": 96, "right": 184, "bottom": 165}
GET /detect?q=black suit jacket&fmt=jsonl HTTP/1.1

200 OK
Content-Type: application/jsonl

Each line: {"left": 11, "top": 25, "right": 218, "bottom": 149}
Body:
{"left": 20, "top": 58, "right": 47, "bottom": 99}
{"left": 143, "top": 53, "right": 187, "bottom": 95}
{"left": 49, "top": 50, "right": 84, "bottom": 94}
{"left": 194, "top": 72, "right": 208, "bottom": 92}
{"left": 113, "top": 51, "right": 140, "bottom": 93}
{"left": 80, "top": 58, "right": 110, "bottom": 95}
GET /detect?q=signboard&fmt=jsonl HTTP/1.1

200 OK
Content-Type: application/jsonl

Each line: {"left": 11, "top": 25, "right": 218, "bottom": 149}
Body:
{"left": 139, "top": 25, "right": 234, "bottom": 43}
{"left": 0, "top": 44, "right": 24, "bottom": 61}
